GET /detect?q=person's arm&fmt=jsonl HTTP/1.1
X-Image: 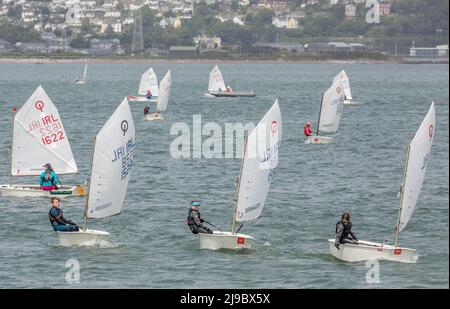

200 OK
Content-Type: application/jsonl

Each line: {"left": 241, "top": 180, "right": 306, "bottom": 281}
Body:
{"left": 39, "top": 173, "right": 44, "bottom": 187}
{"left": 349, "top": 226, "right": 357, "bottom": 241}
{"left": 53, "top": 173, "right": 59, "bottom": 187}
{"left": 58, "top": 210, "right": 75, "bottom": 225}
{"left": 335, "top": 223, "right": 344, "bottom": 249}
{"left": 61, "top": 214, "right": 76, "bottom": 226}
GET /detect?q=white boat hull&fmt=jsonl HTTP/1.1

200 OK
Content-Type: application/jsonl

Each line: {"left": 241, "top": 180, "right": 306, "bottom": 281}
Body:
{"left": 144, "top": 113, "right": 164, "bottom": 121}
{"left": 0, "top": 184, "right": 87, "bottom": 198}
{"left": 198, "top": 231, "right": 254, "bottom": 250}
{"left": 304, "top": 135, "right": 333, "bottom": 144}
{"left": 328, "top": 239, "right": 418, "bottom": 263}
{"left": 127, "top": 95, "right": 157, "bottom": 103}
{"left": 344, "top": 99, "right": 358, "bottom": 106}
{"left": 75, "top": 80, "right": 86, "bottom": 84}
{"left": 57, "top": 229, "right": 110, "bottom": 247}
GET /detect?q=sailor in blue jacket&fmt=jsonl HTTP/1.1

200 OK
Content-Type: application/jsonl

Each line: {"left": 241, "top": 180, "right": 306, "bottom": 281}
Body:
{"left": 40, "top": 163, "right": 60, "bottom": 190}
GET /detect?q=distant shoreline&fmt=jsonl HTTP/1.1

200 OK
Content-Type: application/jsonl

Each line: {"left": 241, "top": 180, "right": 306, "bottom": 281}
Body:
{"left": 0, "top": 56, "right": 447, "bottom": 65}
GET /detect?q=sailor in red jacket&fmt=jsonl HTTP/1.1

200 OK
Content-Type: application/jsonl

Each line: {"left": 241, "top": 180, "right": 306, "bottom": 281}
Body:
{"left": 304, "top": 121, "right": 313, "bottom": 136}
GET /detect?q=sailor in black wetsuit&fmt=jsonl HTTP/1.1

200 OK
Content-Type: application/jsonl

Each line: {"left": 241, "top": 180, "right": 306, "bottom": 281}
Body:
{"left": 48, "top": 197, "right": 79, "bottom": 232}
{"left": 187, "top": 201, "right": 213, "bottom": 234}
{"left": 335, "top": 212, "right": 358, "bottom": 250}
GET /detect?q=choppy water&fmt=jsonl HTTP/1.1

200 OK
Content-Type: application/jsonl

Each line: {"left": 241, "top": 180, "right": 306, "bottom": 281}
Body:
{"left": 0, "top": 62, "right": 448, "bottom": 288}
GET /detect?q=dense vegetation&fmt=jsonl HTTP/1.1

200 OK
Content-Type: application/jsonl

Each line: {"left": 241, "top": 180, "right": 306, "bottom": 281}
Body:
{"left": 0, "top": 0, "right": 448, "bottom": 53}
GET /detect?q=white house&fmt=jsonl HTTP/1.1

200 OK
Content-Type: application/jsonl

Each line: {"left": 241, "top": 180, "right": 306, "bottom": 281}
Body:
{"left": 101, "top": 22, "right": 122, "bottom": 33}
{"left": 104, "top": 10, "right": 121, "bottom": 18}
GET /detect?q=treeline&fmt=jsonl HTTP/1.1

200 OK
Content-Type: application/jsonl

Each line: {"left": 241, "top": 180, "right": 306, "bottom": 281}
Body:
{"left": 126, "top": 6, "right": 277, "bottom": 51}
{"left": 112, "top": 0, "right": 448, "bottom": 50}
{"left": 0, "top": 22, "right": 40, "bottom": 43}
{"left": 2, "top": 0, "right": 448, "bottom": 49}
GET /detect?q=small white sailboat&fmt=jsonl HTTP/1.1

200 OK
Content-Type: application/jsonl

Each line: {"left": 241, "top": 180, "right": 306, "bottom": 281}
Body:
{"left": 75, "top": 63, "right": 88, "bottom": 84}
{"left": 145, "top": 70, "right": 171, "bottom": 121}
{"left": 305, "top": 79, "right": 345, "bottom": 144}
{"left": 128, "top": 67, "right": 159, "bottom": 103}
{"left": 199, "top": 99, "right": 282, "bottom": 250}
{"left": 205, "top": 65, "right": 256, "bottom": 98}
{"left": 329, "top": 103, "right": 436, "bottom": 263}
{"left": 57, "top": 98, "right": 135, "bottom": 247}
{"left": 333, "top": 70, "right": 356, "bottom": 105}
{"left": 0, "top": 86, "right": 86, "bottom": 198}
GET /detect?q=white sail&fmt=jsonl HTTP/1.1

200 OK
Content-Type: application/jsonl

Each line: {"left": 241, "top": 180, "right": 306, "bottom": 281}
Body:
{"left": 333, "top": 70, "right": 352, "bottom": 100}
{"left": 138, "top": 67, "right": 159, "bottom": 97}
{"left": 208, "top": 65, "right": 226, "bottom": 92}
{"left": 157, "top": 70, "right": 171, "bottom": 112}
{"left": 235, "top": 99, "right": 282, "bottom": 223}
{"left": 87, "top": 98, "right": 135, "bottom": 219}
{"left": 82, "top": 63, "right": 88, "bottom": 81}
{"left": 399, "top": 103, "right": 436, "bottom": 231}
{"left": 318, "top": 80, "right": 345, "bottom": 134}
{"left": 11, "top": 85, "right": 77, "bottom": 176}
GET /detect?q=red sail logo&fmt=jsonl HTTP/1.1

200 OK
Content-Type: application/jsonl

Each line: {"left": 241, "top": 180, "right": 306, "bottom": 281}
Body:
{"left": 35, "top": 100, "right": 44, "bottom": 111}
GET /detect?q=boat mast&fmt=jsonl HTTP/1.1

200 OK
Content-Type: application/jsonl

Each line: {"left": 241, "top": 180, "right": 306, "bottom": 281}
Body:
{"left": 316, "top": 92, "right": 324, "bottom": 136}
{"left": 394, "top": 143, "right": 412, "bottom": 247}
{"left": 231, "top": 137, "right": 248, "bottom": 234}
{"left": 83, "top": 137, "right": 96, "bottom": 231}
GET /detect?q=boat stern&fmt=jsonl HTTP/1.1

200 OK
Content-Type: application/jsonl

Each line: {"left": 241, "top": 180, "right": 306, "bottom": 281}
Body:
{"left": 57, "top": 229, "right": 110, "bottom": 247}
{"left": 305, "top": 135, "right": 334, "bottom": 144}
{"left": 328, "top": 239, "right": 418, "bottom": 263}
{"left": 199, "top": 231, "right": 253, "bottom": 250}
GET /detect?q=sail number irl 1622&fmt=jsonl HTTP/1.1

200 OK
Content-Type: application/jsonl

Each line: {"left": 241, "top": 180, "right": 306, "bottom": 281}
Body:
{"left": 25, "top": 113, "right": 65, "bottom": 146}
{"left": 42, "top": 131, "right": 65, "bottom": 145}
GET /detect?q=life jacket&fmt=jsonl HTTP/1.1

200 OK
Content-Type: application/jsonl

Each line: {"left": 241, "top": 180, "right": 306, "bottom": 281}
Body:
{"left": 304, "top": 125, "right": 312, "bottom": 136}
{"left": 43, "top": 169, "right": 54, "bottom": 183}
{"left": 49, "top": 207, "right": 62, "bottom": 226}
{"left": 186, "top": 209, "right": 197, "bottom": 226}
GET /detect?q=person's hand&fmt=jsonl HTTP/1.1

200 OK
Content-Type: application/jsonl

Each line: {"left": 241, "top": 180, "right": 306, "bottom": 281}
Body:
{"left": 335, "top": 244, "right": 340, "bottom": 250}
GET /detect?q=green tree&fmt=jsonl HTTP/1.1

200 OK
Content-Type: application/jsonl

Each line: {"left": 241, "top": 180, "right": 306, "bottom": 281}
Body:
{"left": 103, "top": 25, "right": 115, "bottom": 38}
{"left": 69, "top": 35, "right": 90, "bottom": 48}
{"left": 7, "top": 5, "right": 22, "bottom": 19}
{"left": 0, "top": 22, "right": 40, "bottom": 43}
